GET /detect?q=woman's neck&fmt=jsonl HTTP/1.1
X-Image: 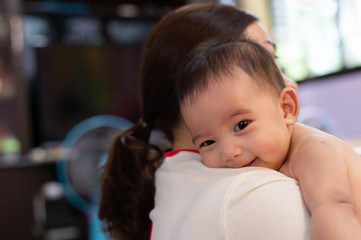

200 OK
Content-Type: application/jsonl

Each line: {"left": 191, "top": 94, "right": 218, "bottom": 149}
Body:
{"left": 172, "top": 120, "right": 197, "bottom": 151}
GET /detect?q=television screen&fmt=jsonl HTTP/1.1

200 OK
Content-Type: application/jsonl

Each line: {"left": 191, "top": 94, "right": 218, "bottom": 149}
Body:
{"left": 30, "top": 45, "right": 141, "bottom": 147}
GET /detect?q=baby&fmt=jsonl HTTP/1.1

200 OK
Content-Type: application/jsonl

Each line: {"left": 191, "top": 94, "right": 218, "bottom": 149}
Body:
{"left": 177, "top": 38, "right": 361, "bottom": 239}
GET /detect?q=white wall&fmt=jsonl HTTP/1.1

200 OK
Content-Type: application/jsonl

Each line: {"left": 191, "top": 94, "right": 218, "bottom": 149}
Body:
{"left": 297, "top": 69, "right": 361, "bottom": 140}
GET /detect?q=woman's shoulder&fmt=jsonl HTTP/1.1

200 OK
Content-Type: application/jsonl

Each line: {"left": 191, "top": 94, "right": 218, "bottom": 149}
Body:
{"left": 152, "top": 155, "right": 310, "bottom": 239}
{"left": 224, "top": 168, "right": 311, "bottom": 240}
{"left": 161, "top": 149, "right": 296, "bottom": 182}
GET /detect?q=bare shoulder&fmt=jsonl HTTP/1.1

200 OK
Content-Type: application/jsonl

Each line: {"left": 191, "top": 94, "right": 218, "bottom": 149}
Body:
{"left": 289, "top": 124, "right": 361, "bottom": 224}
{"left": 291, "top": 123, "right": 355, "bottom": 156}
{"left": 286, "top": 123, "right": 359, "bottom": 178}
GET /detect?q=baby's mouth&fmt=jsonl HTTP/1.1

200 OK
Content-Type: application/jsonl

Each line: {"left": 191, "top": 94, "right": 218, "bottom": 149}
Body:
{"left": 244, "top": 159, "right": 257, "bottom": 167}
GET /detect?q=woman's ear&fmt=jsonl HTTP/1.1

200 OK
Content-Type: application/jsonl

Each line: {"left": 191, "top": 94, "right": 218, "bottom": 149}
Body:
{"left": 279, "top": 87, "right": 299, "bottom": 126}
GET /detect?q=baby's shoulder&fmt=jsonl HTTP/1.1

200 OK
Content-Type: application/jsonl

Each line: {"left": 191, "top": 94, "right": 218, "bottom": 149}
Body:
{"left": 286, "top": 124, "right": 356, "bottom": 179}
{"left": 287, "top": 124, "right": 352, "bottom": 169}
{"left": 293, "top": 123, "right": 344, "bottom": 151}
{"left": 290, "top": 124, "right": 361, "bottom": 167}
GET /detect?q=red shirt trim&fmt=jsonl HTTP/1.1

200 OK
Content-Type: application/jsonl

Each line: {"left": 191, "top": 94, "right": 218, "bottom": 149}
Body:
{"left": 149, "top": 222, "right": 153, "bottom": 240}
{"left": 163, "top": 149, "right": 199, "bottom": 158}
{"left": 151, "top": 150, "right": 199, "bottom": 239}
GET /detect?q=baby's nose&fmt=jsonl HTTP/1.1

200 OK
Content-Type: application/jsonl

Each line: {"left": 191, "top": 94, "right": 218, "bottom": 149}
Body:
{"left": 221, "top": 144, "right": 243, "bottom": 163}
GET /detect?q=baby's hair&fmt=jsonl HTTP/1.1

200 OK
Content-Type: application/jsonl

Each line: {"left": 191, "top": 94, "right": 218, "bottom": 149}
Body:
{"left": 177, "top": 38, "right": 286, "bottom": 103}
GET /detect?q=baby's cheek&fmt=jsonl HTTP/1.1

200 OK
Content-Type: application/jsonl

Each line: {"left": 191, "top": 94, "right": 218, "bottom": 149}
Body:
{"left": 201, "top": 154, "right": 211, "bottom": 166}
{"left": 201, "top": 152, "right": 217, "bottom": 168}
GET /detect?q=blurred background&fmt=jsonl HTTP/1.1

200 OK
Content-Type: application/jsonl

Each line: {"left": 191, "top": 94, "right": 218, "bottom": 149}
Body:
{"left": 1, "top": 0, "right": 361, "bottom": 239}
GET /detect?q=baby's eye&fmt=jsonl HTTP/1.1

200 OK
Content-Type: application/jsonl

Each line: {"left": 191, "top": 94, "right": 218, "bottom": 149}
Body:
{"left": 200, "top": 140, "right": 215, "bottom": 148}
{"left": 234, "top": 120, "right": 250, "bottom": 132}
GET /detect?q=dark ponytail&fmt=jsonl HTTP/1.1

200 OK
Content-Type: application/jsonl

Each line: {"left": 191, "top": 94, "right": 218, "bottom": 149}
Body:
{"left": 99, "top": 120, "right": 162, "bottom": 240}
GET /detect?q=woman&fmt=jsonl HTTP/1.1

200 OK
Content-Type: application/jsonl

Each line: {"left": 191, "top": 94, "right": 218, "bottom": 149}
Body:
{"left": 99, "top": 3, "right": 309, "bottom": 240}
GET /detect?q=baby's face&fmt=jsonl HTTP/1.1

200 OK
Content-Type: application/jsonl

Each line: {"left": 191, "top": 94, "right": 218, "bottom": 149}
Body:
{"left": 181, "top": 67, "right": 291, "bottom": 169}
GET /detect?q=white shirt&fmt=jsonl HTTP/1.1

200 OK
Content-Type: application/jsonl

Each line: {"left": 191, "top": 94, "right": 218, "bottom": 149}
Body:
{"left": 150, "top": 150, "right": 310, "bottom": 240}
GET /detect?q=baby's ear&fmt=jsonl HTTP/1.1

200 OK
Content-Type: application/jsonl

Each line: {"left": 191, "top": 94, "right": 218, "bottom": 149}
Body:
{"left": 279, "top": 87, "right": 299, "bottom": 126}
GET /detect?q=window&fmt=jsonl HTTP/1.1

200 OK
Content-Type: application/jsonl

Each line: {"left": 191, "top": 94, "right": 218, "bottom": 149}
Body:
{"left": 271, "top": 0, "right": 361, "bottom": 81}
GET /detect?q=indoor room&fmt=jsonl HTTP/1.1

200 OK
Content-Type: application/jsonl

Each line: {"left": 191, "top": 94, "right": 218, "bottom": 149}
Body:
{"left": 1, "top": 0, "right": 361, "bottom": 239}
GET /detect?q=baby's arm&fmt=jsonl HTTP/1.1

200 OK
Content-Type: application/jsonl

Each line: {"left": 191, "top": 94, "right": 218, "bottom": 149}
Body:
{"left": 291, "top": 138, "right": 361, "bottom": 240}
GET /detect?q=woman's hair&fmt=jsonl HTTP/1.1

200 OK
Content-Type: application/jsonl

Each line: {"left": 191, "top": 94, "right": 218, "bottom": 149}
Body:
{"left": 177, "top": 38, "right": 286, "bottom": 104}
{"left": 98, "top": 3, "right": 258, "bottom": 239}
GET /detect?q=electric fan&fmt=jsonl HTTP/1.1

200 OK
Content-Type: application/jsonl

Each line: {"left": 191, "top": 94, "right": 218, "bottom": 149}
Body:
{"left": 56, "top": 115, "right": 133, "bottom": 240}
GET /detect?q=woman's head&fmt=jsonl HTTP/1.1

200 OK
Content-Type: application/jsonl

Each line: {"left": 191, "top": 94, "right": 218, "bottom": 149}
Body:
{"left": 139, "top": 2, "right": 258, "bottom": 143}
{"left": 243, "top": 22, "right": 298, "bottom": 90}
{"left": 99, "top": 3, "right": 271, "bottom": 240}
